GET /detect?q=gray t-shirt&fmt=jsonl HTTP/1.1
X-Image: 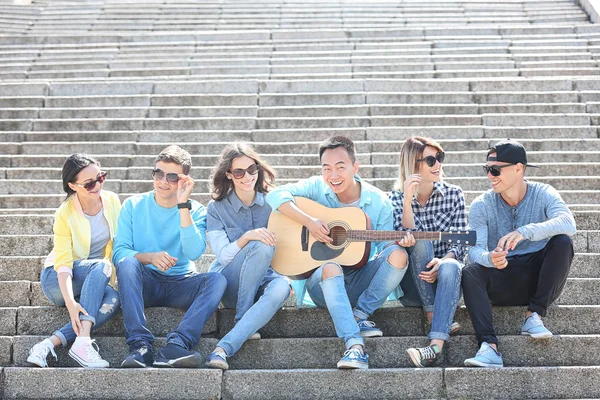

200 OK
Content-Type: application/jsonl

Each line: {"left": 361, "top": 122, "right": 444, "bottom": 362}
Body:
{"left": 468, "top": 181, "right": 576, "bottom": 268}
{"left": 84, "top": 208, "right": 110, "bottom": 259}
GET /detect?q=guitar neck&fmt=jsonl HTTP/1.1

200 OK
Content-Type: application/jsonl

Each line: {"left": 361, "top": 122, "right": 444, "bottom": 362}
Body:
{"left": 347, "top": 230, "right": 441, "bottom": 242}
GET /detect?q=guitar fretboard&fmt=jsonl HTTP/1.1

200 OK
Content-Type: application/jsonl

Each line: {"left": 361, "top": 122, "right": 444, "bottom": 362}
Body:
{"left": 347, "top": 230, "right": 441, "bottom": 242}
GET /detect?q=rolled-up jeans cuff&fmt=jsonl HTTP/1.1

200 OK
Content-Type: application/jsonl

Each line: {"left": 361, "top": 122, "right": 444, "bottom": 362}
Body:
{"left": 353, "top": 308, "right": 369, "bottom": 321}
{"left": 167, "top": 334, "right": 187, "bottom": 350}
{"left": 428, "top": 331, "right": 450, "bottom": 342}
{"left": 345, "top": 337, "right": 365, "bottom": 350}
{"left": 423, "top": 305, "right": 434, "bottom": 313}
{"left": 53, "top": 330, "right": 68, "bottom": 347}
{"left": 79, "top": 315, "right": 96, "bottom": 326}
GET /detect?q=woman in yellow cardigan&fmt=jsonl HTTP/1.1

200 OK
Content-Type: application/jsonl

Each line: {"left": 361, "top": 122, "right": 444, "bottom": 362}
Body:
{"left": 27, "top": 154, "right": 121, "bottom": 368}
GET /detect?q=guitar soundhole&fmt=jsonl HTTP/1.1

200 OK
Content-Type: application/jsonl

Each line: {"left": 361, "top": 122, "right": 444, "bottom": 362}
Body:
{"left": 329, "top": 225, "right": 348, "bottom": 247}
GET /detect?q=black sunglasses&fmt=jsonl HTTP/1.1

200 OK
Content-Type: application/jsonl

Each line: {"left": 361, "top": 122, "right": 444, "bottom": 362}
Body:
{"left": 229, "top": 163, "right": 259, "bottom": 179}
{"left": 417, "top": 152, "right": 445, "bottom": 167}
{"left": 73, "top": 172, "right": 107, "bottom": 191}
{"left": 152, "top": 168, "right": 180, "bottom": 183}
{"left": 483, "top": 164, "right": 514, "bottom": 177}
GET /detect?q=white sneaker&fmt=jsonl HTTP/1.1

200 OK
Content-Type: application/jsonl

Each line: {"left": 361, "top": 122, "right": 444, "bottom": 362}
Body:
{"left": 249, "top": 332, "right": 261, "bottom": 340}
{"left": 27, "top": 339, "right": 57, "bottom": 368}
{"left": 68, "top": 339, "right": 109, "bottom": 368}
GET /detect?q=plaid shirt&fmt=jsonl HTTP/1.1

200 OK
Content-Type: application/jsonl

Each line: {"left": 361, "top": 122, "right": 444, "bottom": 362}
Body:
{"left": 389, "top": 182, "right": 468, "bottom": 261}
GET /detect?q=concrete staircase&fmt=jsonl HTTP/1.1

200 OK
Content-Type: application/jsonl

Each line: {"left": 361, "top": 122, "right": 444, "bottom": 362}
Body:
{"left": 1, "top": 0, "right": 600, "bottom": 399}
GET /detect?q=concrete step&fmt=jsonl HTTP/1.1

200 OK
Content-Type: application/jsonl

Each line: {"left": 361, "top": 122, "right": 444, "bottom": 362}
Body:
{"left": 7, "top": 334, "right": 600, "bottom": 369}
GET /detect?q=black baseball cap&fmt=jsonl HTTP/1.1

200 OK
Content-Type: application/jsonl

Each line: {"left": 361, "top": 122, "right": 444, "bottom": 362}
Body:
{"left": 487, "top": 139, "right": 537, "bottom": 168}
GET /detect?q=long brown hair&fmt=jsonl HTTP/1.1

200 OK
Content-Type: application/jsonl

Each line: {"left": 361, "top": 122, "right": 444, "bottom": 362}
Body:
{"left": 210, "top": 142, "right": 276, "bottom": 201}
{"left": 394, "top": 136, "right": 445, "bottom": 194}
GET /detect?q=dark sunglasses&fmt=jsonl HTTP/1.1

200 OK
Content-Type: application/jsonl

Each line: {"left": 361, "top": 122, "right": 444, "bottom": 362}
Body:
{"left": 152, "top": 168, "right": 180, "bottom": 183}
{"left": 73, "top": 171, "right": 107, "bottom": 191}
{"left": 483, "top": 164, "right": 514, "bottom": 177}
{"left": 229, "top": 163, "right": 259, "bottom": 179}
{"left": 417, "top": 152, "right": 445, "bottom": 167}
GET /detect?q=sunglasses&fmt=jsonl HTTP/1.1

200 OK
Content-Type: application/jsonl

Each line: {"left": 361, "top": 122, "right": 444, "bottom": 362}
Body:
{"left": 229, "top": 163, "right": 259, "bottom": 179}
{"left": 417, "top": 152, "right": 445, "bottom": 167}
{"left": 483, "top": 164, "right": 514, "bottom": 177}
{"left": 152, "top": 168, "right": 180, "bottom": 183}
{"left": 73, "top": 172, "right": 107, "bottom": 191}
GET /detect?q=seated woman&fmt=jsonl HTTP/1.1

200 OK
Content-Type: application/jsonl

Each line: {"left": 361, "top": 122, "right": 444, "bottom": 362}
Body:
{"left": 27, "top": 154, "right": 121, "bottom": 368}
{"left": 389, "top": 136, "right": 467, "bottom": 367}
{"left": 205, "top": 143, "right": 290, "bottom": 370}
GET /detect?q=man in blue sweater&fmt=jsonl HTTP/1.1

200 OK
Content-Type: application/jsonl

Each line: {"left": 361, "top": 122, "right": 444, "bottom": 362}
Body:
{"left": 462, "top": 140, "right": 576, "bottom": 368}
{"left": 113, "top": 145, "right": 226, "bottom": 368}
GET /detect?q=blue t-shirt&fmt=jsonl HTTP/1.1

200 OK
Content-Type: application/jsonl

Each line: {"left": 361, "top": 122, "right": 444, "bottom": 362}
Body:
{"left": 113, "top": 191, "right": 207, "bottom": 276}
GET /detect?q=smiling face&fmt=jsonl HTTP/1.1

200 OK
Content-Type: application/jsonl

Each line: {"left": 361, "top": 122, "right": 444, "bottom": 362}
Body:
{"left": 486, "top": 151, "right": 522, "bottom": 194}
{"left": 417, "top": 145, "right": 443, "bottom": 183}
{"left": 321, "top": 146, "right": 359, "bottom": 196}
{"left": 68, "top": 163, "right": 104, "bottom": 201}
{"left": 227, "top": 155, "right": 259, "bottom": 195}
{"left": 153, "top": 161, "right": 183, "bottom": 203}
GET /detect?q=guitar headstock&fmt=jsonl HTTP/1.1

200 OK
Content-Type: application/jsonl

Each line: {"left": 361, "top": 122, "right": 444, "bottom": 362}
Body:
{"left": 440, "top": 231, "right": 477, "bottom": 246}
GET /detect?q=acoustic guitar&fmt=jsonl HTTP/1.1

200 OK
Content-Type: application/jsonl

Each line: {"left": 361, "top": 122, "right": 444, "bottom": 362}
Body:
{"left": 267, "top": 197, "right": 476, "bottom": 279}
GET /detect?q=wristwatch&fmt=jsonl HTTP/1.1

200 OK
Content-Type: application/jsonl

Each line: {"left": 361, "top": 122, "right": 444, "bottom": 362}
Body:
{"left": 177, "top": 200, "right": 192, "bottom": 210}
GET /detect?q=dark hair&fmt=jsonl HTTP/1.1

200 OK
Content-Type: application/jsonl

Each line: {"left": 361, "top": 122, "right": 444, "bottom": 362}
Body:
{"left": 210, "top": 142, "right": 276, "bottom": 201}
{"left": 155, "top": 145, "right": 192, "bottom": 174}
{"left": 318, "top": 136, "right": 356, "bottom": 164}
{"left": 62, "top": 154, "right": 100, "bottom": 200}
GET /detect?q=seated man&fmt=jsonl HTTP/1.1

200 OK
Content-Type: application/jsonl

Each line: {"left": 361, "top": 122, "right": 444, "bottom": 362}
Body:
{"left": 113, "top": 145, "right": 226, "bottom": 368}
{"left": 266, "top": 136, "right": 409, "bottom": 370}
{"left": 462, "top": 139, "right": 576, "bottom": 368}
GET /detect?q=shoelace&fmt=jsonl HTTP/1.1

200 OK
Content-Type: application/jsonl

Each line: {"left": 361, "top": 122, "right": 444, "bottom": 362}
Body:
{"left": 35, "top": 344, "right": 57, "bottom": 362}
{"left": 83, "top": 340, "right": 104, "bottom": 362}
{"left": 342, "top": 348, "right": 363, "bottom": 359}
{"left": 358, "top": 320, "right": 376, "bottom": 328}
{"left": 419, "top": 346, "right": 437, "bottom": 360}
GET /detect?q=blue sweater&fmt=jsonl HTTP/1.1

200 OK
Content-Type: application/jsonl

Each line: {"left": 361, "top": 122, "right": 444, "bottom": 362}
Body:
{"left": 113, "top": 191, "right": 207, "bottom": 276}
{"left": 468, "top": 181, "right": 576, "bottom": 268}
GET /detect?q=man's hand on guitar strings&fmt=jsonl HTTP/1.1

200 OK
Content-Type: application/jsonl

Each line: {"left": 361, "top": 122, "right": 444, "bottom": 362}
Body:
{"left": 307, "top": 217, "right": 332, "bottom": 243}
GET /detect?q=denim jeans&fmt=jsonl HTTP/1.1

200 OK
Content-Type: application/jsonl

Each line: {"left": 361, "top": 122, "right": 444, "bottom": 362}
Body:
{"left": 399, "top": 241, "right": 463, "bottom": 342}
{"left": 40, "top": 259, "right": 121, "bottom": 347}
{"left": 305, "top": 245, "right": 407, "bottom": 349}
{"left": 116, "top": 256, "right": 227, "bottom": 350}
{"left": 216, "top": 241, "right": 290, "bottom": 356}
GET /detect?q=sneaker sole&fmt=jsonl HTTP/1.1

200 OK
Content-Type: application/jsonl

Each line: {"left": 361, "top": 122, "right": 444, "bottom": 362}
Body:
{"left": 464, "top": 359, "right": 503, "bottom": 368}
{"left": 359, "top": 331, "right": 383, "bottom": 338}
{"left": 120, "top": 358, "right": 148, "bottom": 368}
{"left": 206, "top": 359, "right": 229, "bottom": 370}
{"left": 337, "top": 361, "right": 368, "bottom": 369}
{"left": 68, "top": 349, "right": 109, "bottom": 368}
{"left": 521, "top": 331, "right": 553, "bottom": 339}
{"left": 450, "top": 323, "right": 461, "bottom": 335}
{"left": 406, "top": 348, "right": 426, "bottom": 368}
{"left": 153, "top": 353, "right": 203, "bottom": 368}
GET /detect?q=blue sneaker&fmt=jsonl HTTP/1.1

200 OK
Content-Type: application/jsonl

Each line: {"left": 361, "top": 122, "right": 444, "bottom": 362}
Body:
{"left": 357, "top": 320, "right": 383, "bottom": 338}
{"left": 153, "top": 343, "right": 203, "bottom": 368}
{"left": 121, "top": 341, "right": 153, "bottom": 368}
{"left": 464, "top": 342, "right": 503, "bottom": 368}
{"left": 206, "top": 350, "right": 229, "bottom": 370}
{"left": 337, "top": 347, "right": 369, "bottom": 369}
{"left": 521, "top": 312, "right": 553, "bottom": 339}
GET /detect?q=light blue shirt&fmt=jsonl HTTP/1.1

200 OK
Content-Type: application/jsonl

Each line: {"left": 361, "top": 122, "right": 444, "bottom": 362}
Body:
{"left": 468, "top": 181, "right": 576, "bottom": 268}
{"left": 113, "top": 191, "right": 207, "bottom": 276}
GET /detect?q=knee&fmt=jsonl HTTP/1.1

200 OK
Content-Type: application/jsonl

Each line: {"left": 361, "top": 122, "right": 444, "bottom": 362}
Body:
{"left": 116, "top": 257, "right": 142, "bottom": 280}
{"left": 269, "top": 278, "right": 291, "bottom": 302}
{"left": 438, "top": 259, "right": 462, "bottom": 280}
{"left": 387, "top": 249, "right": 408, "bottom": 270}
{"left": 548, "top": 234, "right": 573, "bottom": 249}
{"left": 207, "top": 272, "right": 228, "bottom": 290}
{"left": 461, "top": 263, "right": 480, "bottom": 284}
{"left": 247, "top": 240, "right": 276, "bottom": 258}
{"left": 321, "top": 262, "right": 343, "bottom": 280}
{"left": 89, "top": 260, "right": 111, "bottom": 279}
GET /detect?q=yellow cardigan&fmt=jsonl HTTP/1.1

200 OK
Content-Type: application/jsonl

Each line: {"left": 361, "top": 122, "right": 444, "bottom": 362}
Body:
{"left": 44, "top": 190, "right": 121, "bottom": 286}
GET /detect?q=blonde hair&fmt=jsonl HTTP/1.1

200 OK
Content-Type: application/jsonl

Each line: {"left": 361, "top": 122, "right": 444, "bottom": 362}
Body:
{"left": 394, "top": 136, "right": 445, "bottom": 195}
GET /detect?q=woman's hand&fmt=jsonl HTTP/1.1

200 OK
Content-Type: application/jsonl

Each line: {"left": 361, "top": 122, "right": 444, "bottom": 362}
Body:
{"left": 419, "top": 258, "right": 441, "bottom": 283}
{"left": 403, "top": 174, "right": 422, "bottom": 199}
{"left": 244, "top": 228, "right": 277, "bottom": 247}
{"left": 66, "top": 300, "right": 88, "bottom": 336}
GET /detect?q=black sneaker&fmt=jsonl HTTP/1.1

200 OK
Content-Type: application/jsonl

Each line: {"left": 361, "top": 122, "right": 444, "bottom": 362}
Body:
{"left": 406, "top": 344, "right": 440, "bottom": 368}
{"left": 153, "top": 343, "right": 203, "bottom": 368}
{"left": 121, "top": 342, "right": 154, "bottom": 368}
